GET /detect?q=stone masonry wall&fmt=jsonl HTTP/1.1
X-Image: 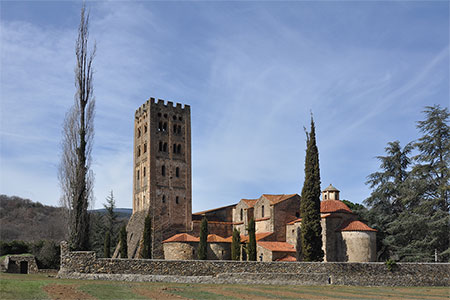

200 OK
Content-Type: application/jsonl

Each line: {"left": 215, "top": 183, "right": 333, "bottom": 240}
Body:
{"left": 58, "top": 242, "right": 449, "bottom": 286}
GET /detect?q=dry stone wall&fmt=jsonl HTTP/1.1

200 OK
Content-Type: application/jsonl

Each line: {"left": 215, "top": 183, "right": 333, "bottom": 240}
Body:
{"left": 58, "top": 242, "right": 449, "bottom": 286}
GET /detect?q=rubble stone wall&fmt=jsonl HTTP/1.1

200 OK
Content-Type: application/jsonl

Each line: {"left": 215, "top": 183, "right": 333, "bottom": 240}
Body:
{"left": 58, "top": 242, "right": 449, "bottom": 286}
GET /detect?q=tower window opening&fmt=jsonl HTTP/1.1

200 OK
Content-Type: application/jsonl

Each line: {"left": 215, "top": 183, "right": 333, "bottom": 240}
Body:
{"left": 173, "top": 144, "right": 177, "bottom": 153}
{"left": 159, "top": 141, "right": 163, "bottom": 151}
{"left": 162, "top": 195, "right": 166, "bottom": 203}
{"left": 324, "top": 194, "right": 327, "bottom": 200}
{"left": 177, "top": 125, "right": 181, "bottom": 134}
{"left": 158, "top": 112, "right": 162, "bottom": 117}
{"left": 176, "top": 196, "right": 179, "bottom": 204}
{"left": 137, "top": 170, "right": 140, "bottom": 181}
{"left": 177, "top": 144, "right": 181, "bottom": 154}
{"left": 158, "top": 122, "right": 162, "bottom": 132}
{"left": 262, "top": 205, "right": 265, "bottom": 218}
{"left": 173, "top": 124, "right": 177, "bottom": 133}
{"left": 164, "top": 113, "right": 168, "bottom": 118}
{"left": 163, "top": 122, "right": 167, "bottom": 132}
{"left": 137, "top": 146, "right": 141, "bottom": 157}
{"left": 144, "top": 125, "right": 147, "bottom": 133}
{"left": 162, "top": 165, "right": 166, "bottom": 176}
{"left": 143, "top": 143, "right": 147, "bottom": 153}
{"left": 137, "top": 128, "right": 141, "bottom": 137}
{"left": 179, "top": 116, "right": 182, "bottom": 121}
{"left": 173, "top": 115, "right": 177, "bottom": 121}
{"left": 176, "top": 167, "right": 180, "bottom": 177}
{"left": 240, "top": 209, "right": 243, "bottom": 221}
{"left": 163, "top": 143, "right": 168, "bottom": 152}
{"left": 143, "top": 167, "right": 146, "bottom": 177}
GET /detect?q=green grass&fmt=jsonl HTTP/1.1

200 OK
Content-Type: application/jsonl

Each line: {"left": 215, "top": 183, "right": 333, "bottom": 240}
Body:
{"left": 0, "top": 273, "right": 449, "bottom": 300}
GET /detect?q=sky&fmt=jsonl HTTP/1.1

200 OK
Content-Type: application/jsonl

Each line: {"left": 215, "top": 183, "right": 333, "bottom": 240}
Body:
{"left": 0, "top": 1, "right": 449, "bottom": 212}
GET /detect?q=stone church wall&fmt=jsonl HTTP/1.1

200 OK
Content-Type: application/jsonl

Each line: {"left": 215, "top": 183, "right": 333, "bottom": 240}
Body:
{"left": 59, "top": 242, "right": 449, "bottom": 286}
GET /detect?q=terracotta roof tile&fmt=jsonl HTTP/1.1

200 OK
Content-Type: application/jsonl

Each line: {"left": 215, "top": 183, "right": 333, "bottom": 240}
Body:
{"left": 320, "top": 200, "right": 353, "bottom": 214}
{"left": 242, "top": 199, "right": 258, "bottom": 208}
{"left": 276, "top": 254, "right": 297, "bottom": 262}
{"left": 255, "top": 217, "right": 270, "bottom": 222}
{"left": 192, "top": 204, "right": 236, "bottom": 215}
{"left": 338, "top": 220, "right": 377, "bottom": 232}
{"left": 162, "top": 233, "right": 199, "bottom": 243}
{"left": 262, "top": 194, "right": 298, "bottom": 205}
{"left": 286, "top": 213, "right": 332, "bottom": 225}
{"left": 240, "top": 232, "right": 273, "bottom": 243}
{"left": 258, "top": 241, "right": 296, "bottom": 253}
{"left": 323, "top": 184, "right": 340, "bottom": 192}
{"left": 207, "top": 234, "right": 229, "bottom": 243}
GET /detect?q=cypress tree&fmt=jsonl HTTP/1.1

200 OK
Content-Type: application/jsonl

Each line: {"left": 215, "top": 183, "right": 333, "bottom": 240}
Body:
{"left": 103, "top": 231, "right": 111, "bottom": 258}
{"left": 300, "top": 116, "right": 324, "bottom": 261}
{"left": 119, "top": 225, "right": 128, "bottom": 258}
{"left": 141, "top": 214, "right": 152, "bottom": 259}
{"left": 198, "top": 216, "right": 208, "bottom": 260}
{"left": 248, "top": 218, "right": 257, "bottom": 261}
{"left": 231, "top": 228, "right": 241, "bottom": 260}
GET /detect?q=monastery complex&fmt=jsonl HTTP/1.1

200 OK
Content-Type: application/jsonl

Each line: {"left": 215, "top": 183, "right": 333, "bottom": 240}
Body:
{"left": 123, "top": 98, "right": 377, "bottom": 262}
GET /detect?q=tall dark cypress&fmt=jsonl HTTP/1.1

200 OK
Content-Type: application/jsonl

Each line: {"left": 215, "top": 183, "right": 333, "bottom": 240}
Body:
{"left": 231, "top": 228, "right": 241, "bottom": 261}
{"left": 141, "top": 214, "right": 152, "bottom": 259}
{"left": 119, "top": 225, "right": 128, "bottom": 258}
{"left": 248, "top": 218, "right": 257, "bottom": 261}
{"left": 198, "top": 217, "right": 208, "bottom": 260}
{"left": 300, "top": 117, "right": 324, "bottom": 261}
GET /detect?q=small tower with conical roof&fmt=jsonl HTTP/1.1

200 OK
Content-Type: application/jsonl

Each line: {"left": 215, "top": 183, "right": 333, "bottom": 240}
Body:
{"left": 322, "top": 184, "right": 340, "bottom": 200}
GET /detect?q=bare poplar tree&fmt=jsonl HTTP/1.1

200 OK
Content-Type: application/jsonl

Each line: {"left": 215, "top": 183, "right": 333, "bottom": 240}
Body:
{"left": 58, "top": 3, "right": 96, "bottom": 251}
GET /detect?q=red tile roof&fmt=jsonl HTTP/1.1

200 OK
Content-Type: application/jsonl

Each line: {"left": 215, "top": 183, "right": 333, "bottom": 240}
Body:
{"left": 286, "top": 213, "right": 332, "bottom": 225}
{"left": 338, "top": 220, "right": 377, "bottom": 232}
{"left": 258, "top": 241, "right": 296, "bottom": 253}
{"left": 262, "top": 194, "right": 298, "bottom": 205}
{"left": 207, "top": 234, "right": 229, "bottom": 243}
{"left": 242, "top": 199, "right": 258, "bottom": 208}
{"left": 255, "top": 217, "right": 270, "bottom": 222}
{"left": 237, "top": 232, "right": 273, "bottom": 243}
{"left": 163, "top": 233, "right": 199, "bottom": 243}
{"left": 276, "top": 254, "right": 297, "bottom": 262}
{"left": 320, "top": 200, "right": 353, "bottom": 214}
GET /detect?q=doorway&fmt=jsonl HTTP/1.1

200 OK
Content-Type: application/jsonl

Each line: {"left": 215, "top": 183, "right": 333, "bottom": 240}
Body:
{"left": 20, "top": 261, "right": 28, "bottom": 274}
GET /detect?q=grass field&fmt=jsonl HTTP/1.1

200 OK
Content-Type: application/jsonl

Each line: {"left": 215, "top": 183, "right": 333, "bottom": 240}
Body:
{"left": 0, "top": 273, "right": 448, "bottom": 300}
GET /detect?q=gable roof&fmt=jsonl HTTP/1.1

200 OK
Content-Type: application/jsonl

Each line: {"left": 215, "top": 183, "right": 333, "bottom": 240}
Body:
{"left": 192, "top": 204, "right": 236, "bottom": 215}
{"left": 258, "top": 241, "right": 296, "bottom": 253}
{"left": 163, "top": 233, "right": 199, "bottom": 243}
{"left": 276, "top": 254, "right": 297, "bottom": 262}
{"left": 262, "top": 194, "right": 298, "bottom": 205}
{"left": 320, "top": 200, "right": 353, "bottom": 214}
{"left": 286, "top": 213, "right": 332, "bottom": 225}
{"left": 241, "top": 199, "right": 258, "bottom": 208}
{"left": 207, "top": 234, "right": 229, "bottom": 243}
{"left": 338, "top": 220, "right": 377, "bottom": 232}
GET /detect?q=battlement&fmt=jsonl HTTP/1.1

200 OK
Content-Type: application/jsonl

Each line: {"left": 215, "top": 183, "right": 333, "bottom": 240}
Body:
{"left": 135, "top": 97, "right": 190, "bottom": 118}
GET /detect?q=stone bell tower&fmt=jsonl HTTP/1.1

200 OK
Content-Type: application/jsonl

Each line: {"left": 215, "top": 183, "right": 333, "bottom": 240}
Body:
{"left": 126, "top": 97, "right": 192, "bottom": 259}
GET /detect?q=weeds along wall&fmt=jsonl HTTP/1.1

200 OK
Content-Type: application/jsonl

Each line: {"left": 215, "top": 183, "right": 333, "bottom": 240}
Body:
{"left": 58, "top": 242, "right": 449, "bottom": 286}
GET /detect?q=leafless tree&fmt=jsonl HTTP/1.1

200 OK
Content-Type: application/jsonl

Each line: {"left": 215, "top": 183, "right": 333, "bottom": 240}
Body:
{"left": 58, "top": 3, "right": 96, "bottom": 251}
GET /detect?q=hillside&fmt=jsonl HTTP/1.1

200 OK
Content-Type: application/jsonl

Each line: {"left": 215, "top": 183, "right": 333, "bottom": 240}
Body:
{"left": 0, "top": 195, "right": 131, "bottom": 242}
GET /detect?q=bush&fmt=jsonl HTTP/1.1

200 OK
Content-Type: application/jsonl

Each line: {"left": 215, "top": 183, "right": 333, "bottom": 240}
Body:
{"left": 0, "top": 240, "right": 30, "bottom": 256}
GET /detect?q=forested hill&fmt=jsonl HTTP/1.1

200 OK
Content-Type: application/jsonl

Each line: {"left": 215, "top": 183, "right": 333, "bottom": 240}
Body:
{"left": 0, "top": 195, "right": 131, "bottom": 242}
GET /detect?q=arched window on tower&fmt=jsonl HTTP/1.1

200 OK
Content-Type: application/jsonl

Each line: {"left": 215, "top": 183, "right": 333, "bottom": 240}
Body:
{"left": 162, "top": 195, "right": 166, "bottom": 203}
{"left": 176, "top": 196, "right": 179, "bottom": 204}
{"left": 137, "top": 128, "right": 141, "bottom": 137}
{"left": 262, "top": 205, "right": 265, "bottom": 218}
{"left": 143, "top": 143, "right": 147, "bottom": 153}
{"left": 173, "top": 124, "right": 177, "bottom": 133}
{"left": 137, "top": 146, "right": 141, "bottom": 157}
{"left": 162, "top": 165, "right": 166, "bottom": 176}
{"left": 159, "top": 141, "right": 163, "bottom": 151}
{"left": 177, "top": 125, "right": 181, "bottom": 134}
{"left": 163, "top": 122, "right": 167, "bottom": 132}
{"left": 176, "top": 167, "right": 180, "bottom": 177}
{"left": 163, "top": 143, "right": 167, "bottom": 152}
{"left": 240, "top": 209, "right": 243, "bottom": 221}
{"left": 173, "top": 144, "right": 177, "bottom": 153}
{"left": 158, "top": 122, "right": 162, "bottom": 131}
{"left": 177, "top": 144, "right": 181, "bottom": 154}
{"left": 144, "top": 125, "right": 147, "bottom": 133}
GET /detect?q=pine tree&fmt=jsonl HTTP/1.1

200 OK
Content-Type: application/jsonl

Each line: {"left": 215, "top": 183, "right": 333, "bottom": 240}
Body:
{"left": 103, "top": 191, "right": 118, "bottom": 246}
{"left": 103, "top": 231, "right": 111, "bottom": 258}
{"left": 141, "top": 214, "right": 152, "bottom": 259}
{"left": 231, "top": 228, "right": 241, "bottom": 261}
{"left": 300, "top": 116, "right": 324, "bottom": 262}
{"left": 119, "top": 225, "right": 127, "bottom": 258}
{"left": 198, "top": 217, "right": 208, "bottom": 260}
{"left": 248, "top": 218, "right": 257, "bottom": 261}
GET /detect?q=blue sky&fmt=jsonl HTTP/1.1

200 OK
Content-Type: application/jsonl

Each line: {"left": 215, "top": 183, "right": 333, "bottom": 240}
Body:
{"left": 0, "top": 1, "right": 448, "bottom": 211}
